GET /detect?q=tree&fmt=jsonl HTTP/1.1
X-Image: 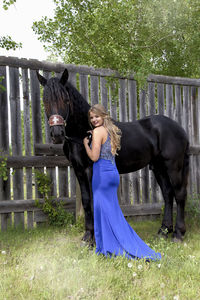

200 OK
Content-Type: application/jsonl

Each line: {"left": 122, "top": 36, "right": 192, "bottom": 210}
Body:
{"left": 33, "top": 0, "right": 200, "bottom": 80}
{"left": 0, "top": 0, "right": 22, "bottom": 50}
{"left": 0, "top": 35, "right": 22, "bottom": 50}
{"left": 2, "top": 0, "right": 16, "bottom": 10}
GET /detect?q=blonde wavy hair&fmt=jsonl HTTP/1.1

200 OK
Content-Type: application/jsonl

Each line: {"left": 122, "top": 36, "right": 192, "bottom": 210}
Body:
{"left": 88, "top": 104, "right": 121, "bottom": 156}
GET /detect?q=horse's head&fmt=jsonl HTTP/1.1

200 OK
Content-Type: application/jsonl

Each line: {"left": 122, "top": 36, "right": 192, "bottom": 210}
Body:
{"left": 37, "top": 69, "right": 72, "bottom": 144}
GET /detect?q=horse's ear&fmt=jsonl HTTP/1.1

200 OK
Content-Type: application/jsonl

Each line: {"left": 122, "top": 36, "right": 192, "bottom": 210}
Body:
{"left": 36, "top": 71, "right": 47, "bottom": 86}
{"left": 59, "top": 69, "right": 69, "bottom": 86}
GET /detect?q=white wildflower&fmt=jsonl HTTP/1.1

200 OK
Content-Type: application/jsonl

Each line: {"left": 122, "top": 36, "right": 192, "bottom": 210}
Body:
{"left": 132, "top": 272, "right": 137, "bottom": 277}
{"left": 127, "top": 262, "right": 133, "bottom": 268}
{"left": 30, "top": 274, "right": 35, "bottom": 281}
{"left": 40, "top": 266, "right": 44, "bottom": 270}
{"left": 160, "top": 282, "right": 165, "bottom": 288}
{"left": 138, "top": 264, "right": 142, "bottom": 270}
{"left": 157, "top": 263, "right": 161, "bottom": 268}
{"left": 173, "top": 296, "right": 179, "bottom": 300}
{"left": 184, "top": 242, "right": 187, "bottom": 247}
{"left": 1, "top": 251, "right": 6, "bottom": 255}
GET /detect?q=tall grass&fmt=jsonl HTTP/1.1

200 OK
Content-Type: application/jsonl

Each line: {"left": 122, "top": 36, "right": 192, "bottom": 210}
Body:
{"left": 0, "top": 216, "right": 200, "bottom": 300}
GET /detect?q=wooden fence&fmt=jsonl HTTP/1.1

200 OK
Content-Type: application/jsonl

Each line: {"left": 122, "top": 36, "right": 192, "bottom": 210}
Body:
{"left": 0, "top": 56, "right": 200, "bottom": 231}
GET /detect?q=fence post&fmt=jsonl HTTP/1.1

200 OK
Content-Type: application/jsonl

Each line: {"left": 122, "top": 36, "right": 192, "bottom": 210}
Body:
{"left": 9, "top": 67, "right": 24, "bottom": 228}
{"left": 139, "top": 89, "right": 150, "bottom": 204}
{"left": 0, "top": 66, "right": 11, "bottom": 231}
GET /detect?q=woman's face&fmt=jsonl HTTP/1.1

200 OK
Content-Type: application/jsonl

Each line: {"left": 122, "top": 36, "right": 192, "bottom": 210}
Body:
{"left": 90, "top": 111, "right": 104, "bottom": 128}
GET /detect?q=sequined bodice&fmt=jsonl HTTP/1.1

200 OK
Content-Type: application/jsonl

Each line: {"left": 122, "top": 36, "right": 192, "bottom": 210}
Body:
{"left": 99, "top": 134, "right": 115, "bottom": 164}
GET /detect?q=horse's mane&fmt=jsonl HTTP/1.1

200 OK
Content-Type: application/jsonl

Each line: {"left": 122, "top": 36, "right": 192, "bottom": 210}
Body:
{"left": 43, "top": 76, "right": 91, "bottom": 137}
{"left": 43, "top": 78, "right": 69, "bottom": 116}
{"left": 66, "top": 81, "right": 91, "bottom": 135}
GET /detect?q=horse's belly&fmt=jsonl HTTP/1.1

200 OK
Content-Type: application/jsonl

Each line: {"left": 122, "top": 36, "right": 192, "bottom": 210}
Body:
{"left": 116, "top": 153, "right": 151, "bottom": 174}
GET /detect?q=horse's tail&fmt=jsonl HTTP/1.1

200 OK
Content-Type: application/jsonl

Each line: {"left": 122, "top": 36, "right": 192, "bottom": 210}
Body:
{"left": 182, "top": 141, "right": 190, "bottom": 186}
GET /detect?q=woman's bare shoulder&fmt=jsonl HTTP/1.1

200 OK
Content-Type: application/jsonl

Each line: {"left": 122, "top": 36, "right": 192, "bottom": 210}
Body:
{"left": 93, "top": 126, "right": 107, "bottom": 138}
{"left": 93, "top": 126, "right": 107, "bottom": 133}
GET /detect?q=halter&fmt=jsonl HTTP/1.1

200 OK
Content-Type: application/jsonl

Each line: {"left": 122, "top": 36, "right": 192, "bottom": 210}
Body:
{"left": 48, "top": 97, "right": 71, "bottom": 127}
{"left": 48, "top": 114, "right": 66, "bottom": 127}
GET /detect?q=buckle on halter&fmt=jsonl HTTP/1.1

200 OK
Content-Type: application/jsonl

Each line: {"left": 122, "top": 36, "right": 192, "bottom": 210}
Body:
{"left": 48, "top": 114, "right": 66, "bottom": 127}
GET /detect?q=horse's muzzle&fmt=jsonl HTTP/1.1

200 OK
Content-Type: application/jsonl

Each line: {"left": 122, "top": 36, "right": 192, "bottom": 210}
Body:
{"left": 50, "top": 126, "right": 65, "bottom": 144}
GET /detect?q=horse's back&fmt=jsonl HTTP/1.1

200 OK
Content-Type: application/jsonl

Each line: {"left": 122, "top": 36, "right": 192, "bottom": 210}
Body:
{"left": 116, "top": 116, "right": 159, "bottom": 172}
{"left": 115, "top": 115, "right": 189, "bottom": 173}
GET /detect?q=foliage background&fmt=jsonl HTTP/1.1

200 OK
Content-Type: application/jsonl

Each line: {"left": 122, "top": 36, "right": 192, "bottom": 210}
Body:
{"left": 32, "top": 0, "right": 200, "bottom": 81}
{"left": 0, "top": 0, "right": 22, "bottom": 50}
{"left": 2, "top": 0, "right": 200, "bottom": 81}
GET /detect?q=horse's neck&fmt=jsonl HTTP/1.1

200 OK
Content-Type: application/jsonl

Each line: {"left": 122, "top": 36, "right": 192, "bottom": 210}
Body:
{"left": 66, "top": 109, "right": 90, "bottom": 138}
{"left": 66, "top": 83, "right": 91, "bottom": 138}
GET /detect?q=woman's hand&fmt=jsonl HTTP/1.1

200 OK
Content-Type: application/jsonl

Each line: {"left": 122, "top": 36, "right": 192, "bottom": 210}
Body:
{"left": 84, "top": 130, "right": 93, "bottom": 147}
{"left": 83, "top": 127, "right": 103, "bottom": 162}
{"left": 83, "top": 136, "right": 90, "bottom": 147}
{"left": 87, "top": 130, "right": 93, "bottom": 135}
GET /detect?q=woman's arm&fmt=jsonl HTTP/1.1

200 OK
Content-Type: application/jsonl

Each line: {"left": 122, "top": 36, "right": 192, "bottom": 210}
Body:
{"left": 83, "top": 127, "right": 103, "bottom": 162}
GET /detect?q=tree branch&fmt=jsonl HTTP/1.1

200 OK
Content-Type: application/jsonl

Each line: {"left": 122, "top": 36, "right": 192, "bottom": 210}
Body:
{"left": 135, "top": 34, "right": 174, "bottom": 49}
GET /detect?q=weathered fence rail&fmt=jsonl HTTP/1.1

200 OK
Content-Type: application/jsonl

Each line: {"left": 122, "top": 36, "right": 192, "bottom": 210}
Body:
{"left": 2, "top": 156, "right": 69, "bottom": 168}
{"left": 0, "top": 56, "right": 200, "bottom": 232}
{"left": 0, "top": 198, "right": 75, "bottom": 214}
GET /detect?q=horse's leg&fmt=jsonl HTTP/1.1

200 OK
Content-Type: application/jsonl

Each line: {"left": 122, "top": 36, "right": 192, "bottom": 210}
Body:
{"left": 75, "top": 167, "right": 94, "bottom": 244}
{"left": 63, "top": 142, "right": 94, "bottom": 244}
{"left": 151, "top": 162, "right": 174, "bottom": 238}
{"left": 165, "top": 159, "right": 189, "bottom": 241}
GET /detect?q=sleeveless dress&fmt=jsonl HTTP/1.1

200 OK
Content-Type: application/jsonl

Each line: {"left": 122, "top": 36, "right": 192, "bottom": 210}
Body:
{"left": 92, "top": 134, "right": 161, "bottom": 260}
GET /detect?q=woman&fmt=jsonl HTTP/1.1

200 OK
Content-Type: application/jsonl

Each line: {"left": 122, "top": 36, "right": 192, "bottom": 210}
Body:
{"left": 83, "top": 104, "right": 161, "bottom": 260}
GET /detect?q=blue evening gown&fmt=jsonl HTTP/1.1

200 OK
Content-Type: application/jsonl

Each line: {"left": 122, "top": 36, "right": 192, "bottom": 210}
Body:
{"left": 92, "top": 135, "right": 161, "bottom": 261}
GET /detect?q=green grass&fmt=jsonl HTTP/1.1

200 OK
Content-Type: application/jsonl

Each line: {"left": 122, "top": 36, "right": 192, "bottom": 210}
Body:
{"left": 0, "top": 217, "right": 200, "bottom": 300}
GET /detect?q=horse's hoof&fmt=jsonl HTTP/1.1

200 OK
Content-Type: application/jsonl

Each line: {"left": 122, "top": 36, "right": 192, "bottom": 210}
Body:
{"left": 80, "top": 240, "right": 94, "bottom": 250}
{"left": 82, "top": 231, "right": 93, "bottom": 243}
{"left": 172, "top": 236, "right": 183, "bottom": 243}
{"left": 157, "top": 228, "right": 168, "bottom": 239}
{"left": 88, "top": 240, "right": 95, "bottom": 249}
{"left": 158, "top": 233, "right": 168, "bottom": 240}
{"left": 172, "top": 232, "right": 183, "bottom": 243}
{"left": 80, "top": 240, "right": 87, "bottom": 247}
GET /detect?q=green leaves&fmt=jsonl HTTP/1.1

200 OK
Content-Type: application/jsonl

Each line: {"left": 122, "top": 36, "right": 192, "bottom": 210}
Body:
{"left": 0, "top": 76, "right": 6, "bottom": 92}
{"left": 1, "top": 1, "right": 22, "bottom": 51}
{"left": 33, "top": 0, "right": 200, "bottom": 81}
{"left": 35, "top": 170, "right": 51, "bottom": 197}
{"left": 2, "top": 0, "right": 16, "bottom": 10}
{"left": 0, "top": 36, "right": 22, "bottom": 51}
{"left": 34, "top": 171, "right": 75, "bottom": 227}
{"left": 0, "top": 155, "right": 8, "bottom": 181}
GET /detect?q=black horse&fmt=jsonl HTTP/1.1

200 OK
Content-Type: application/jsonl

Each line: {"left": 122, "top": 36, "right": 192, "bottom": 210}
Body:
{"left": 37, "top": 69, "right": 189, "bottom": 242}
